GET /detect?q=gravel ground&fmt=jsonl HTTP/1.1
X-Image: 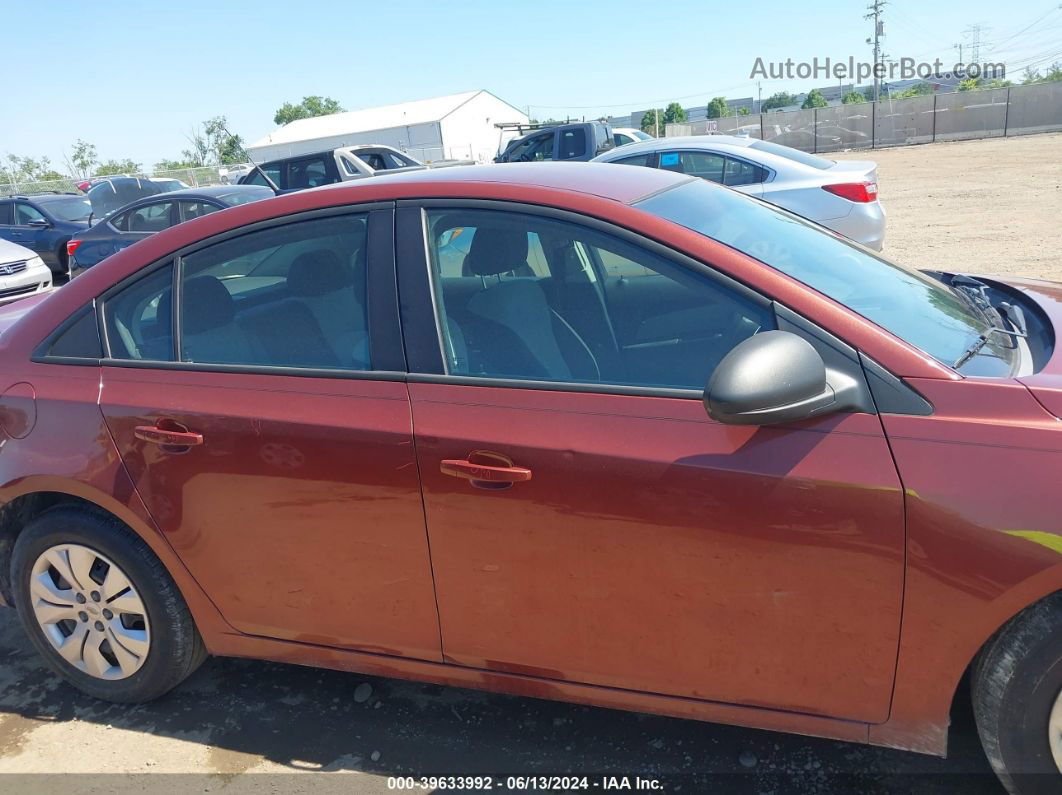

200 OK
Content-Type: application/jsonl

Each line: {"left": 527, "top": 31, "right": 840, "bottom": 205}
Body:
{"left": 5, "top": 133, "right": 1059, "bottom": 793}
{"left": 0, "top": 610, "right": 1002, "bottom": 794}
{"left": 833, "top": 132, "right": 1062, "bottom": 280}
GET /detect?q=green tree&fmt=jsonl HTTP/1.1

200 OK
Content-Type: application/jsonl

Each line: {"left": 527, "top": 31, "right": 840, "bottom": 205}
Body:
{"left": 94, "top": 158, "right": 141, "bottom": 177}
{"left": 958, "top": 78, "right": 980, "bottom": 92}
{"left": 801, "top": 89, "right": 827, "bottom": 109}
{"left": 0, "top": 154, "right": 59, "bottom": 185}
{"left": 180, "top": 116, "right": 244, "bottom": 167}
{"left": 842, "top": 91, "right": 867, "bottom": 104}
{"left": 706, "top": 97, "right": 730, "bottom": 118}
{"left": 154, "top": 159, "right": 199, "bottom": 172}
{"left": 737, "top": 106, "right": 751, "bottom": 115}
{"left": 1047, "top": 62, "right": 1062, "bottom": 82}
{"left": 639, "top": 108, "right": 664, "bottom": 135}
{"left": 760, "top": 91, "right": 797, "bottom": 111}
{"left": 64, "top": 139, "right": 98, "bottom": 180}
{"left": 663, "top": 102, "right": 687, "bottom": 125}
{"left": 273, "top": 95, "right": 345, "bottom": 126}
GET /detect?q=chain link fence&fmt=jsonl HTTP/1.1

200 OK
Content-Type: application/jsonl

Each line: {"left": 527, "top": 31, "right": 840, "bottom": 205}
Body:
{"left": 664, "top": 81, "right": 1062, "bottom": 152}
{"left": 1, "top": 165, "right": 248, "bottom": 198}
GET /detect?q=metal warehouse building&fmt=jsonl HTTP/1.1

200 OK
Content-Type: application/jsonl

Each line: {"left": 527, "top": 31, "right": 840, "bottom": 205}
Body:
{"left": 246, "top": 90, "right": 529, "bottom": 164}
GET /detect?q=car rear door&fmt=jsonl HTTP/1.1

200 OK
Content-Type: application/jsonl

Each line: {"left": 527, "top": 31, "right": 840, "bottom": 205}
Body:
{"left": 12, "top": 202, "right": 51, "bottom": 258}
{"left": 396, "top": 202, "right": 906, "bottom": 722}
{"left": 97, "top": 206, "right": 442, "bottom": 660}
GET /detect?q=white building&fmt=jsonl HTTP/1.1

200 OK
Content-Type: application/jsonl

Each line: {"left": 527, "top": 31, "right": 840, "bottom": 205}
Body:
{"left": 246, "top": 90, "right": 528, "bottom": 164}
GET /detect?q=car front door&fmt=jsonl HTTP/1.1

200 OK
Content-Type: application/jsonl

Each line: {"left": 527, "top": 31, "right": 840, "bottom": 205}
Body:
{"left": 12, "top": 201, "right": 51, "bottom": 258}
{"left": 97, "top": 207, "right": 442, "bottom": 660}
{"left": 396, "top": 203, "right": 905, "bottom": 722}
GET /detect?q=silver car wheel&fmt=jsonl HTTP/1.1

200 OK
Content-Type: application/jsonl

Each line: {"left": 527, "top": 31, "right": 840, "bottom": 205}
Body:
{"left": 29, "top": 543, "right": 151, "bottom": 680}
{"left": 1050, "top": 685, "right": 1062, "bottom": 774}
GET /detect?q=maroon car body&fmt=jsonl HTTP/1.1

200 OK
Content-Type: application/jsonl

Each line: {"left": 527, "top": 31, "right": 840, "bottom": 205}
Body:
{"left": 0, "top": 164, "right": 1059, "bottom": 767}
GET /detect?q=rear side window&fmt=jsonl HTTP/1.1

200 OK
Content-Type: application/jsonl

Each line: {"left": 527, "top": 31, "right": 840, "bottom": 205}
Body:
{"left": 104, "top": 264, "right": 175, "bottom": 361}
{"left": 286, "top": 157, "right": 331, "bottom": 190}
{"left": 177, "top": 215, "right": 370, "bottom": 370}
{"left": 180, "top": 201, "right": 219, "bottom": 221}
{"left": 558, "top": 129, "right": 587, "bottom": 160}
{"left": 723, "top": 158, "right": 767, "bottom": 186}
{"left": 128, "top": 202, "right": 176, "bottom": 233}
{"left": 46, "top": 308, "right": 103, "bottom": 359}
{"left": 612, "top": 153, "right": 653, "bottom": 167}
{"left": 660, "top": 151, "right": 725, "bottom": 183}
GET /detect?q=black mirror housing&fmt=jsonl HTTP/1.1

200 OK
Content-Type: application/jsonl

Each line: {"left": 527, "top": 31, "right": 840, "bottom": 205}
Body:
{"left": 704, "top": 330, "right": 838, "bottom": 425}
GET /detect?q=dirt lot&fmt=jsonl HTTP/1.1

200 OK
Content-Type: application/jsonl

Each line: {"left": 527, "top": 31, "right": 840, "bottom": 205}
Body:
{"left": 5, "top": 133, "right": 1061, "bottom": 793}
{"left": 833, "top": 132, "right": 1062, "bottom": 280}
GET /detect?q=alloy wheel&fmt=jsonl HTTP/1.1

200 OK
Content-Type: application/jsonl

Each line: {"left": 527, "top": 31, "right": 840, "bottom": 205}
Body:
{"left": 1050, "top": 685, "right": 1062, "bottom": 774}
{"left": 28, "top": 543, "right": 151, "bottom": 680}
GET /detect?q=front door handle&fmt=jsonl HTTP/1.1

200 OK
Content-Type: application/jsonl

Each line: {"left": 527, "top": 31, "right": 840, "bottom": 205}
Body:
{"left": 134, "top": 425, "right": 204, "bottom": 447}
{"left": 441, "top": 451, "right": 532, "bottom": 489}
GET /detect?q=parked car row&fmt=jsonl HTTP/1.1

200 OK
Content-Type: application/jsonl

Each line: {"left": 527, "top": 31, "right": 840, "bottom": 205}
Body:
{"left": 0, "top": 125, "right": 885, "bottom": 289}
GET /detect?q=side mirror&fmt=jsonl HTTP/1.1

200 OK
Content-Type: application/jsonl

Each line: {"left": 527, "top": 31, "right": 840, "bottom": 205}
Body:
{"left": 704, "top": 331, "right": 839, "bottom": 425}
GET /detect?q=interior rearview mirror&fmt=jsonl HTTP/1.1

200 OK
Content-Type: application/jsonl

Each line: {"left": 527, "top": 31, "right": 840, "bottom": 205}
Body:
{"left": 704, "top": 330, "right": 839, "bottom": 425}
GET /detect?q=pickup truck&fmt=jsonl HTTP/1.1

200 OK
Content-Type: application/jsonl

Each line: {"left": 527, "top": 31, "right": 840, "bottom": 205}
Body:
{"left": 494, "top": 121, "right": 615, "bottom": 163}
{"left": 239, "top": 144, "right": 471, "bottom": 193}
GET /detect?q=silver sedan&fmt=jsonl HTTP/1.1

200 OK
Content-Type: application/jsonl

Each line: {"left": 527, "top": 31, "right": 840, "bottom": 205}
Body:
{"left": 592, "top": 135, "right": 885, "bottom": 250}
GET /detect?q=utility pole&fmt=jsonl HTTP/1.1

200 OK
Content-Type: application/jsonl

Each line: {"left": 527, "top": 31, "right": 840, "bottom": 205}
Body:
{"left": 954, "top": 42, "right": 963, "bottom": 68}
{"left": 865, "top": 0, "right": 887, "bottom": 102}
{"left": 757, "top": 81, "right": 762, "bottom": 114}
{"left": 654, "top": 107, "right": 660, "bottom": 137}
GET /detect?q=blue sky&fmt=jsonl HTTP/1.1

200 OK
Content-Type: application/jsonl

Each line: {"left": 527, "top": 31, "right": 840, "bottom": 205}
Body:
{"left": 3, "top": 0, "right": 1060, "bottom": 170}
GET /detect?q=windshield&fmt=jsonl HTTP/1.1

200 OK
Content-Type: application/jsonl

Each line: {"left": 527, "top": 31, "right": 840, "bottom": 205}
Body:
{"left": 40, "top": 196, "right": 92, "bottom": 222}
{"left": 748, "top": 139, "right": 834, "bottom": 170}
{"left": 637, "top": 179, "right": 1015, "bottom": 375}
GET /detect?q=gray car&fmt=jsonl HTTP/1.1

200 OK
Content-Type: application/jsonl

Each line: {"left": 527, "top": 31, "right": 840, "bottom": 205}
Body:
{"left": 592, "top": 135, "right": 886, "bottom": 250}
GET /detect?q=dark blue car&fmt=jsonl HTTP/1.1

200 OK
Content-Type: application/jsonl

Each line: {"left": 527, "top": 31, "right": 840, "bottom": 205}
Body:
{"left": 69, "top": 185, "right": 274, "bottom": 277}
{"left": 0, "top": 193, "right": 93, "bottom": 276}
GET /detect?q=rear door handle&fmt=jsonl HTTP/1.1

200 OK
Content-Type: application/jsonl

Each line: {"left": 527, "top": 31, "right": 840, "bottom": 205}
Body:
{"left": 441, "top": 451, "right": 532, "bottom": 489}
{"left": 134, "top": 425, "right": 204, "bottom": 447}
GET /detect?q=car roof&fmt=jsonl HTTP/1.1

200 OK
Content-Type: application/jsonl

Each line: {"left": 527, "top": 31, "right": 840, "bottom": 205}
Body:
{"left": 597, "top": 135, "right": 756, "bottom": 158}
{"left": 314, "top": 162, "right": 690, "bottom": 205}
{"left": 16, "top": 193, "right": 86, "bottom": 203}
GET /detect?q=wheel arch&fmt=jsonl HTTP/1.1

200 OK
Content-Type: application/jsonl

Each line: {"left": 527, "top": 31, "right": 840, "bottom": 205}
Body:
{"left": 0, "top": 478, "right": 235, "bottom": 645}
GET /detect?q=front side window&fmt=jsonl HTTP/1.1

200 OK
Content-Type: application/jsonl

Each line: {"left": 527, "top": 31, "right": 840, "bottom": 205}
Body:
{"left": 245, "top": 165, "right": 282, "bottom": 188}
{"left": 424, "top": 209, "right": 773, "bottom": 390}
{"left": 0, "top": 202, "right": 12, "bottom": 225}
{"left": 15, "top": 203, "right": 46, "bottom": 225}
{"left": 507, "top": 133, "right": 553, "bottom": 162}
{"left": 659, "top": 151, "right": 726, "bottom": 183}
{"left": 178, "top": 214, "right": 369, "bottom": 370}
{"left": 128, "top": 201, "right": 176, "bottom": 233}
{"left": 638, "top": 179, "right": 1013, "bottom": 375}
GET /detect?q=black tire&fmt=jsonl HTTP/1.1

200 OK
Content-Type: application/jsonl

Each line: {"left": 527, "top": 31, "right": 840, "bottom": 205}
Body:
{"left": 973, "top": 592, "right": 1062, "bottom": 794}
{"left": 11, "top": 506, "right": 207, "bottom": 702}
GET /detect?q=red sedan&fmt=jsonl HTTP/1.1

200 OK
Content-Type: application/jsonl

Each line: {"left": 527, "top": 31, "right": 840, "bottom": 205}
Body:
{"left": 0, "top": 163, "right": 1059, "bottom": 791}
